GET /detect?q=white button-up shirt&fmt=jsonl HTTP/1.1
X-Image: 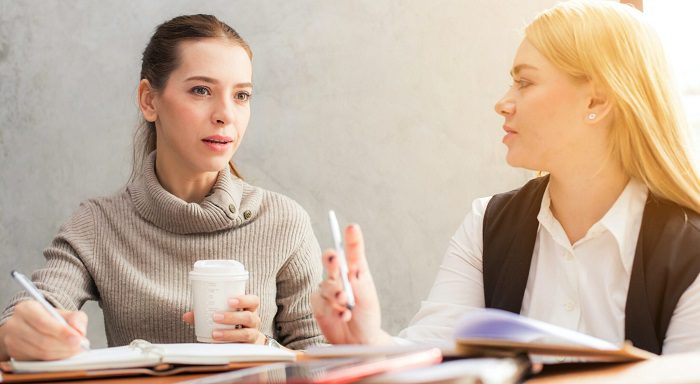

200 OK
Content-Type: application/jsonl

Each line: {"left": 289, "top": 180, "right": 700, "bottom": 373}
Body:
{"left": 398, "top": 178, "right": 700, "bottom": 353}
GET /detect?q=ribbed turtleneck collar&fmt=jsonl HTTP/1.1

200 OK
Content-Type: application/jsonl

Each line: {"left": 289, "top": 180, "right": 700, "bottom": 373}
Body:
{"left": 128, "top": 152, "right": 256, "bottom": 234}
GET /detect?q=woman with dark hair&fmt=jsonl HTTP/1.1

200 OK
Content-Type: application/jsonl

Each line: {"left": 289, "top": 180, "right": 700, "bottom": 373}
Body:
{"left": 0, "top": 14, "right": 324, "bottom": 361}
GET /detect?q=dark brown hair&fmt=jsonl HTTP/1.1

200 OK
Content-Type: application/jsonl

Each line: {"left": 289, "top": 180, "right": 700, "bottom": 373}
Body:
{"left": 130, "top": 14, "right": 252, "bottom": 182}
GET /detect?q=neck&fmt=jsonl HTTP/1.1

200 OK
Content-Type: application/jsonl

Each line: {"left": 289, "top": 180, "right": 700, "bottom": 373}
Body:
{"left": 154, "top": 154, "right": 219, "bottom": 203}
{"left": 547, "top": 161, "right": 629, "bottom": 245}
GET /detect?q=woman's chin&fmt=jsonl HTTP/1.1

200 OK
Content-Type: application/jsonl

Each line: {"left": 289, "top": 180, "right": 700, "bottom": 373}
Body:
{"left": 194, "top": 157, "right": 233, "bottom": 174}
{"left": 505, "top": 153, "right": 543, "bottom": 173}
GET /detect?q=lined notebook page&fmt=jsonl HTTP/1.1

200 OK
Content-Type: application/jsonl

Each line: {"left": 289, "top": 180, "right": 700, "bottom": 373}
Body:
{"left": 159, "top": 343, "right": 296, "bottom": 364}
{"left": 10, "top": 342, "right": 296, "bottom": 373}
{"left": 10, "top": 346, "right": 159, "bottom": 372}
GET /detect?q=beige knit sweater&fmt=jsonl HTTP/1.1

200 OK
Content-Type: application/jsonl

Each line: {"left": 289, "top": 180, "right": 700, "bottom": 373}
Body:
{"left": 1, "top": 153, "right": 325, "bottom": 350}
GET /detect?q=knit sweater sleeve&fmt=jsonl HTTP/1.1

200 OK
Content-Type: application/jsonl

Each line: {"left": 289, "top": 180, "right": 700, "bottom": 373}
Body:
{"left": 0, "top": 202, "right": 99, "bottom": 325}
{"left": 273, "top": 212, "right": 326, "bottom": 350}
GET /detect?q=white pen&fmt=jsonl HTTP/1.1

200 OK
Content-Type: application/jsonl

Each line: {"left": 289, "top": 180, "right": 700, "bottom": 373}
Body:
{"left": 328, "top": 210, "right": 356, "bottom": 310}
{"left": 11, "top": 270, "right": 91, "bottom": 351}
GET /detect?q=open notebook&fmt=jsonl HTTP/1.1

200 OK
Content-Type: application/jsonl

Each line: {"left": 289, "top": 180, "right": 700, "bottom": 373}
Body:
{"left": 4, "top": 339, "right": 296, "bottom": 374}
{"left": 454, "top": 309, "right": 656, "bottom": 362}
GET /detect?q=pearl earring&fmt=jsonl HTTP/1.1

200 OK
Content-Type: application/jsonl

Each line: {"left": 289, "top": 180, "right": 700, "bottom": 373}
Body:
{"left": 587, "top": 113, "right": 597, "bottom": 120}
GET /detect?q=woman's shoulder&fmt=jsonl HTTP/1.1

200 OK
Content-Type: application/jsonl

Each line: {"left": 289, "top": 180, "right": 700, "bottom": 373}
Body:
{"left": 53, "top": 188, "right": 131, "bottom": 234}
{"left": 239, "top": 181, "right": 312, "bottom": 226}
{"left": 79, "top": 187, "right": 132, "bottom": 215}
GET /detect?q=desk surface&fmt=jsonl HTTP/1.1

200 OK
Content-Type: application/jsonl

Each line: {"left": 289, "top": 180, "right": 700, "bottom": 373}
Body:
{"left": 529, "top": 352, "right": 700, "bottom": 383}
{"left": 11, "top": 352, "right": 700, "bottom": 384}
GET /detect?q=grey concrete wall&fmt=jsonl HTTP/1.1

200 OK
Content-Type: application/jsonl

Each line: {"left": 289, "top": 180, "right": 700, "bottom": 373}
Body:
{"left": 0, "top": 1, "right": 558, "bottom": 347}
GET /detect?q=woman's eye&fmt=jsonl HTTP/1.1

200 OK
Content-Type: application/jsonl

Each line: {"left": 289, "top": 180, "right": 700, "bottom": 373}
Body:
{"left": 191, "top": 86, "right": 211, "bottom": 96}
{"left": 512, "top": 79, "right": 531, "bottom": 89}
{"left": 235, "top": 91, "right": 251, "bottom": 102}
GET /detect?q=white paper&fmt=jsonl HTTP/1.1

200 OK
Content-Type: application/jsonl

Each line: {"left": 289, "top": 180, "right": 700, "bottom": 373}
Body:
{"left": 10, "top": 346, "right": 160, "bottom": 372}
{"left": 10, "top": 342, "right": 296, "bottom": 373}
{"left": 159, "top": 343, "right": 296, "bottom": 364}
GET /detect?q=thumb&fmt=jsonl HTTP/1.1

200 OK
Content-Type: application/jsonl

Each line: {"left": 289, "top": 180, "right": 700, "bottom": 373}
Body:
{"left": 62, "top": 311, "right": 88, "bottom": 336}
{"left": 183, "top": 311, "right": 195, "bottom": 325}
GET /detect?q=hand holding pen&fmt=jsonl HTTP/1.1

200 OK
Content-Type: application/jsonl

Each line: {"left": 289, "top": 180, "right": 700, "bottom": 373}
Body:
{"left": 0, "top": 271, "right": 90, "bottom": 361}
{"left": 310, "top": 213, "right": 394, "bottom": 345}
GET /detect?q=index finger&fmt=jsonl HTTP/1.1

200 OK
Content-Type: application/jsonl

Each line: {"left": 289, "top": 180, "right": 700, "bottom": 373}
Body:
{"left": 230, "top": 294, "right": 260, "bottom": 311}
{"left": 18, "top": 301, "right": 79, "bottom": 340}
{"left": 344, "top": 223, "right": 368, "bottom": 272}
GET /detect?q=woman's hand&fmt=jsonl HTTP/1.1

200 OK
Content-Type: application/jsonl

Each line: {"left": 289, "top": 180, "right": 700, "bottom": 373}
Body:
{"left": 183, "top": 294, "right": 266, "bottom": 344}
{"left": 311, "top": 224, "right": 393, "bottom": 345}
{"left": 0, "top": 300, "right": 88, "bottom": 361}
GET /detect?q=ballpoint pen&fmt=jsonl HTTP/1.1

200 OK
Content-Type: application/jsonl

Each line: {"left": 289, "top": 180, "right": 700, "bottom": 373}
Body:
{"left": 328, "top": 210, "right": 356, "bottom": 310}
{"left": 11, "top": 270, "right": 91, "bottom": 351}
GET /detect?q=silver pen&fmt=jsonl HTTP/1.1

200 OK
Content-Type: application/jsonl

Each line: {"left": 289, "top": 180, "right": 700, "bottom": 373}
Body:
{"left": 11, "top": 270, "right": 90, "bottom": 351}
{"left": 328, "top": 210, "right": 356, "bottom": 310}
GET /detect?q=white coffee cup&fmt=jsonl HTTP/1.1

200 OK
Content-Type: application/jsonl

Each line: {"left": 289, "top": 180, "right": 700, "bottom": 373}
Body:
{"left": 189, "top": 260, "right": 249, "bottom": 343}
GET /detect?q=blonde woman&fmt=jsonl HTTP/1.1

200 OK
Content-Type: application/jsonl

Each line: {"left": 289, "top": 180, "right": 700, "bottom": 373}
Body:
{"left": 312, "top": 0, "right": 700, "bottom": 355}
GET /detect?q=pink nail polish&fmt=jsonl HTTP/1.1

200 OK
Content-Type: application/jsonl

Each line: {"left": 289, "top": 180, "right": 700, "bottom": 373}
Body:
{"left": 212, "top": 331, "right": 222, "bottom": 338}
{"left": 212, "top": 313, "right": 224, "bottom": 321}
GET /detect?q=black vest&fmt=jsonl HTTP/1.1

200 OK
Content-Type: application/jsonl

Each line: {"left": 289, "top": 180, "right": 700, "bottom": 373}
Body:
{"left": 482, "top": 175, "right": 700, "bottom": 354}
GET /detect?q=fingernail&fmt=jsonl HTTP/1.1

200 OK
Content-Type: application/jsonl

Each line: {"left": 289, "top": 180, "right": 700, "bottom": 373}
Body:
{"left": 355, "top": 271, "right": 360, "bottom": 279}
{"left": 342, "top": 310, "right": 352, "bottom": 322}
{"left": 212, "top": 313, "right": 224, "bottom": 321}
{"left": 335, "top": 291, "right": 341, "bottom": 298}
{"left": 212, "top": 331, "right": 223, "bottom": 339}
{"left": 328, "top": 255, "right": 335, "bottom": 263}
{"left": 228, "top": 298, "right": 239, "bottom": 307}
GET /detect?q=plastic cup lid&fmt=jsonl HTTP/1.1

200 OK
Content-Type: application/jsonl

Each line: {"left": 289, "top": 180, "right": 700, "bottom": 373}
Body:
{"left": 192, "top": 260, "right": 248, "bottom": 275}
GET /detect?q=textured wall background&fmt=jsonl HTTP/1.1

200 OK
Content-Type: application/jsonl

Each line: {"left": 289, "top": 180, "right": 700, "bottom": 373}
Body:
{"left": 0, "top": 0, "right": 558, "bottom": 347}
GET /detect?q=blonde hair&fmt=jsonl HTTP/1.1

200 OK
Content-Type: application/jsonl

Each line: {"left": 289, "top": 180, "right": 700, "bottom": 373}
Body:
{"left": 526, "top": 0, "right": 700, "bottom": 214}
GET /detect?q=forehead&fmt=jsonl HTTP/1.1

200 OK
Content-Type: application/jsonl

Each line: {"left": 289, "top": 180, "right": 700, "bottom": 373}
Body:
{"left": 511, "top": 39, "right": 557, "bottom": 75}
{"left": 172, "top": 38, "right": 252, "bottom": 83}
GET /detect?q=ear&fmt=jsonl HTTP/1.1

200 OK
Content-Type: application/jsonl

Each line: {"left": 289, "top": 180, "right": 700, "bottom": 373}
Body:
{"left": 584, "top": 85, "right": 613, "bottom": 124}
{"left": 138, "top": 79, "right": 158, "bottom": 123}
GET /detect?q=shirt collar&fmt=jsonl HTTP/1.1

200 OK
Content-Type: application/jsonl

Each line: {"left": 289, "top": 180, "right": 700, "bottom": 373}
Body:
{"left": 128, "top": 151, "right": 252, "bottom": 234}
{"left": 597, "top": 178, "right": 648, "bottom": 273}
{"left": 537, "top": 177, "right": 648, "bottom": 273}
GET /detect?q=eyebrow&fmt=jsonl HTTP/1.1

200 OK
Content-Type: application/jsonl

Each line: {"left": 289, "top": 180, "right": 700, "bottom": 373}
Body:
{"left": 184, "top": 76, "right": 252, "bottom": 88}
{"left": 510, "top": 64, "right": 539, "bottom": 77}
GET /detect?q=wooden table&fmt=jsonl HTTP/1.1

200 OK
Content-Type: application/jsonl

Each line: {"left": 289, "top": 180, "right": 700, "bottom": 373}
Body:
{"left": 6, "top": 352, "right": 700, "bottom": 383}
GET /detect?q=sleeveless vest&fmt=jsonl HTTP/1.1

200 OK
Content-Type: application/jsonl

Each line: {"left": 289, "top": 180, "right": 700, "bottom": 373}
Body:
{"left": 482, "top": 175, "right": 700, "bottom": 354}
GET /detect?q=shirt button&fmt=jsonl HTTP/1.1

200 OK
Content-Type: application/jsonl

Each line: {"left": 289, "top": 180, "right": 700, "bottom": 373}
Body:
{"left": 566, "top": 252, "right": 574, "bottom": 261}
{"left": 243, "top": 210, "right": 252, "bottom": 220}
{"left": 228, "top": 204, "right": 236, "bottom": 214}
{"left": 564, "top": 301, "right": 575, "bottom": 311}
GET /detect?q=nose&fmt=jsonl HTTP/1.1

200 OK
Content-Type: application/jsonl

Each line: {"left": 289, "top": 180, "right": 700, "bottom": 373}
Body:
{"left": 212, "top": 95, "right": 236, "bottom": 126}
{"left": 494, "top": 92, "right": 515, "bottom": 117}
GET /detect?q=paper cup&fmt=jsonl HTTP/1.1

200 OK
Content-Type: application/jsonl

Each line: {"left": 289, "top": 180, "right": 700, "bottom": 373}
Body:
{"left": 189, "top": 260, "right": 249, "bottom": 343}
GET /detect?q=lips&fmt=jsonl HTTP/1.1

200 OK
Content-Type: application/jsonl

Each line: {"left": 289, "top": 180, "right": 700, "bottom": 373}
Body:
{"left": 202, "top": 135, "right": 233, "bottom": 144}
{"left": 502, "top": 125, "right": 517, "bottom": 144}
{"left": 503, "top": 125, "right": 516, "bottom": 134}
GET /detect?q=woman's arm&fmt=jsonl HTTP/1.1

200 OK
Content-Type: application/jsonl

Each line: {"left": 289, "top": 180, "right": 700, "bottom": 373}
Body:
{"left": 662, "top": 273, "right": 700, "bottom": 353}
{"left": 274, "top": 213, "right": 327, "bottom": 349}
{"left": 311, "top": 197, "right": 491, "bottom": 345}
{"left": 0, "top": 202, "right": 99, "bottom": 360}
{"left": 397, "top": 197, "right": 491, "bottom": 343}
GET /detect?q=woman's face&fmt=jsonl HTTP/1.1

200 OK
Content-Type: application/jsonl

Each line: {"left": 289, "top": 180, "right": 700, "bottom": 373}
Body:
{"left": 494, "top": 39, "right": 596, "bottom": 173}
{"left": 150, "top": 38, "right": 252, "bottom": 175}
